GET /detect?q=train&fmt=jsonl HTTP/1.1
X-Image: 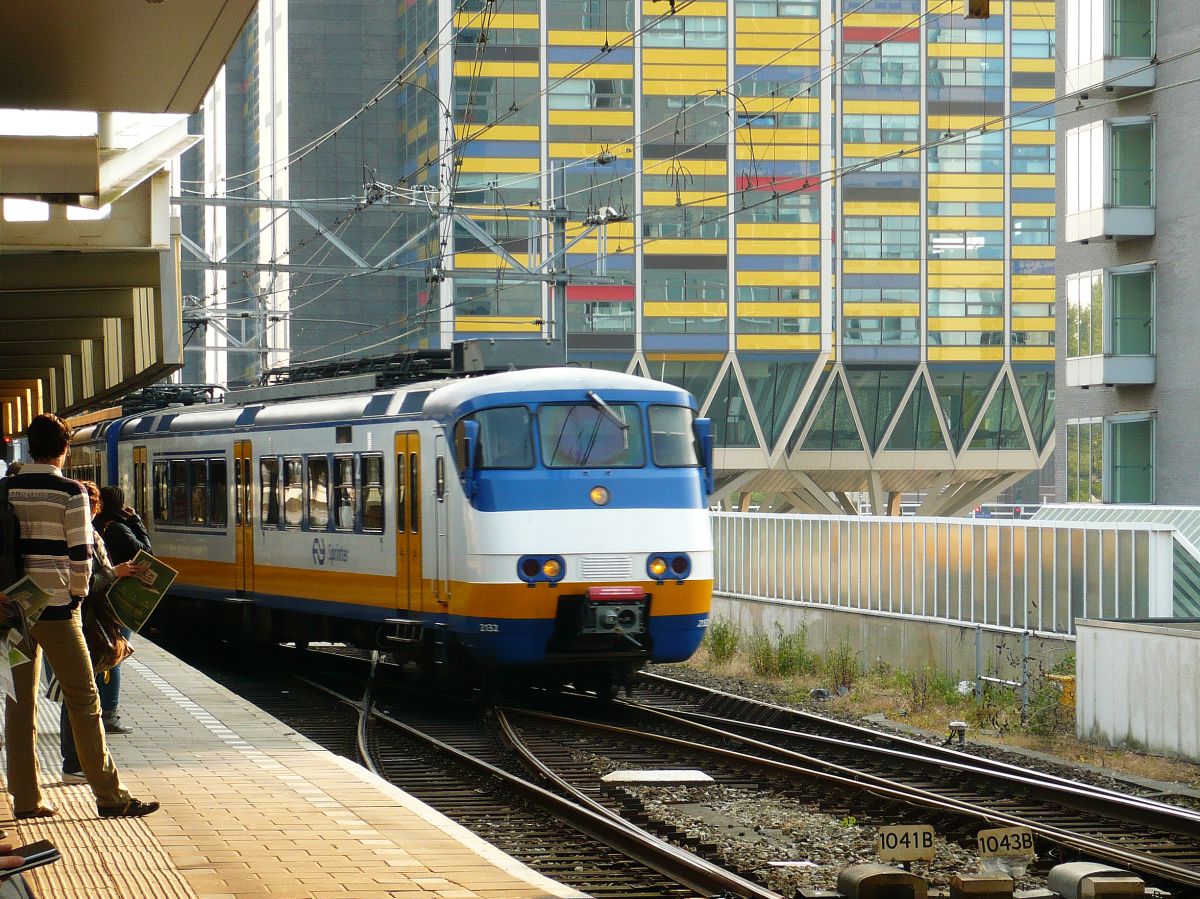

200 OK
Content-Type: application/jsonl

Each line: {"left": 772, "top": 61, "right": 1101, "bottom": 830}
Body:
{"left": 65, "top": 366, "right": 715, "bottom": 694}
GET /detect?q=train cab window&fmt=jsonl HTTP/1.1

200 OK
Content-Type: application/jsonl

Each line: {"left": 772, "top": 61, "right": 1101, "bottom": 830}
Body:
{"left": 260, "top": 458, "right": 280, "bottom": 527}
{"left": 169, "top": 460, "right": 188, "bottom": 523}
{"left": 211, "top": 459, "right": 228, "bottom": 527}
{"left": 308, "top": 456, "right": 330, "bottom": 529}
{"left": 283, "top": 457, "right": 303, "bottom": 528}
{"left": 189, "top": 460, "right": 208, "bottom": 525}
{"left": 458, "top": 406, "right": 534, "bottom": 469}
{"left": 334, "top": 456, "right": 355, "bottom": 530}
{"left": 538, "top": 402, "right": 646, "bottom": 468}
{"left": 153, "top": 461, "right": 169, "bottom": 524}
{"left": 648, "top": 406, "right": 700, "bottom": 467}
{"left": 361, "top": 453, "right": 384, "bottom": 532}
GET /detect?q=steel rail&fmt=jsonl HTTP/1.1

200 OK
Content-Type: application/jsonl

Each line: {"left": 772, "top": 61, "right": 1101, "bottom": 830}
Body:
{"left": 508, "top": 706, "right": 1200, "bottom": 889}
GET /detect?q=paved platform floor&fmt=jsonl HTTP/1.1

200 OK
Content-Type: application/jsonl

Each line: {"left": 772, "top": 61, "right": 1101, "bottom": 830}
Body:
{"left": 1, "top": 640, "right": 584, "bottom": 899}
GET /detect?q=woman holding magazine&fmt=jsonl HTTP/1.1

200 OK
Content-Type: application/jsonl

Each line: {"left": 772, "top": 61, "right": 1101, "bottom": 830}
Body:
{"left": 59, "top": 482, "right": 149, "bottom": 783}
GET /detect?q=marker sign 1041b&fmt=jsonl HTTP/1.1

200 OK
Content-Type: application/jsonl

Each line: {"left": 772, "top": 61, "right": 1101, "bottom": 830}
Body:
{"left": 876, "top": 824, "right": 937, "bottom": 862}
{"left": 976, "top": 826, "right": 1035, "bottom": 860}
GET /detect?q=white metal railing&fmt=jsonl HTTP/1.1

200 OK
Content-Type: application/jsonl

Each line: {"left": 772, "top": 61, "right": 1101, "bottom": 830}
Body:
{"left": 711, "top": 512, "right": 1177, "bottom": 636}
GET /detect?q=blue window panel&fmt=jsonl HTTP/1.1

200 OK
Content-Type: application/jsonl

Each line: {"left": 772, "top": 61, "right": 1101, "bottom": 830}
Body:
{"left": 735, "top": 255, "right": 820, "bottom": 271}
{"left": 458, "top": 141, "right": 540, "bottom": 158}
{"left": 842, "top": 84, "right": 920, "bottom": 102}
{"left": 1012, "top": 259, "right": 1054, "bottom": 275}
{"left": 643, "top": 334, "right": 729, "bottom": 352}
{"left": 567, "top": 253, "right": 635, "bottom": 270}
{"left": 842, "top": 172, "right": 920, "bottom": 190}
{"left": 841, "top": 274, "right": 920, "bottom": 289}
{"left": 1012, "top": 188, "right": 1055, "bottom": 203}
{"left": 547, "top": 46, "right": 634, "bottom": 64}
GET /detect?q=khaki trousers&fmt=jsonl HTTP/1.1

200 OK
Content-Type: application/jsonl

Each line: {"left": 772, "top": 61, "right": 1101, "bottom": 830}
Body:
{"left": 5, "top": 609, "right": 129, "bottom": 812}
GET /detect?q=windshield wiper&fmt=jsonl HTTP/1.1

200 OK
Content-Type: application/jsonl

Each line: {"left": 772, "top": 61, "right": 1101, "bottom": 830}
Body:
{"left": 587, "top": 390, "right": 630, "bottom": 431}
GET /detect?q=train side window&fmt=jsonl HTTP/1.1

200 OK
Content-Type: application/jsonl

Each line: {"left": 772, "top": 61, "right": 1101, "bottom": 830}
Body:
{"left": 395, "top": 453, "right": 406, "bottom": 532}
{"left": 153, "top": 461, "right": 169, "bottom": 524}
{"left": 648, "top": 406, "right": 699, "bottom": 467}
{"left": 333, "top": 455, "right": 355, "bottom": 531}
{"left": 211, "top": 459, "right": 228, "bottom": 527}
{"left": 409, "top": 453, "right": 419, "bottom": 534}
{"left": 260, "top": 458, "right": 280, "bottom": 527}
{"left": 169, "top": 460, "right": 188, "bottom": 524}
{"left": 361, "top": 453, "right": 384, "bottom": 533}
{"left": 283, "top": 456, "right": 303, "bottom": 528}
{"left": 308, "top": 456, "right": 330, "bottom": 530}
{"left": 189, "top": 460, "right": 208, "bottom": 525}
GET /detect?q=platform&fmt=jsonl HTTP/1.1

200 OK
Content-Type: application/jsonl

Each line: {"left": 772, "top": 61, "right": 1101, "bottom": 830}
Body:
{"left": 1, "top": 640, "right": 584, "bottom": 899}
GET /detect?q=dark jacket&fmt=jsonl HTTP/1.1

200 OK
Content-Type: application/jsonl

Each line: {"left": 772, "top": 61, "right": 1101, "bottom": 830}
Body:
{"left": 99, "top": 514, "right": 152, "bottom": 566}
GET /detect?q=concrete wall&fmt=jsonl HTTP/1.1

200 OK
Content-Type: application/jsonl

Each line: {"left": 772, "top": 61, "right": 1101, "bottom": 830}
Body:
{"left": 713, "top": 594, "right": 1074, "bottom": 683}
{"left": 1075, "top": 619, "right": 1200, "bottom": 761}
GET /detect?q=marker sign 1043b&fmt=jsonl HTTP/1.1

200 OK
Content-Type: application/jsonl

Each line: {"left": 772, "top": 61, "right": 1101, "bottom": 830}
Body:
{"left": 976, "top": 826, "right": 1035, "bottom": 860}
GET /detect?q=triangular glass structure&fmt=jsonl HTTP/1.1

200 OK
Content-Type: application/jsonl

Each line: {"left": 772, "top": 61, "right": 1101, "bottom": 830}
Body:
{"left": 969, "top": 375, "right": 1030, "bottom": 450}
{"left": 787, "top": 366, "right": 831, "bottom": 454}
{"left": 800, "top": 375, "right": 864, "bottom": 451}
{"left": 845, "top": 368, "right": 916, "bottom": 451}
{"left": 741, "top": 360, "right": 813, "bottom": 448}
{"left": 654, "top": 360, "right": 721, "bottom": 408}
{"left": 1014, "top": 370, "right": 1054, "bottom": 451}
{"left": 708, "top": 366, "right": 759, "bottom": 448}
{"left": 884, "top": 377, "right": 948, "bottom": 452}
{"left": 930, "top": 369, "right": 998, "bottom": 451}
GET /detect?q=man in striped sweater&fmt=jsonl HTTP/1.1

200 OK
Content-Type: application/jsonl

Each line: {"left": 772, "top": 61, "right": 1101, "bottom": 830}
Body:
{"left": 4, "top": 414, "right": 158, "bottom": 819}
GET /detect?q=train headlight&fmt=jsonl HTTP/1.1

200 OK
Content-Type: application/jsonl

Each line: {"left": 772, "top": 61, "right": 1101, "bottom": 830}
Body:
{"left": 517, "top": 555, "right": 566, "bottom": 585}
{"left": 647, "top": 552, "right": 691, "bottom": 583}
{"left": 589, "top": 485, "right": 610, "bottom": 506}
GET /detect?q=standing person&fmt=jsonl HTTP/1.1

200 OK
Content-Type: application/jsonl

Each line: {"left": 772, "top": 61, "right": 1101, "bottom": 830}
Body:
{"left": 59, "top": 482, "right": 150, "bottom": 781}
{"left": 91, "top": 486, "right": 150, "bottom": 734}
{"left": 4, "top": 414, "right": 159, "bottom": 819}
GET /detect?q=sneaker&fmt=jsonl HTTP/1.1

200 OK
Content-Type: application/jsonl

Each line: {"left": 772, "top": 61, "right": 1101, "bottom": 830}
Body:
{"left": 60, "top": 771, "right": 87, "bottom": 785}
{"left": 97, "top": 797, "right": 160, "bottom": 819}
{"left": 101, "top": 713, "right": 134, "bottom": 735}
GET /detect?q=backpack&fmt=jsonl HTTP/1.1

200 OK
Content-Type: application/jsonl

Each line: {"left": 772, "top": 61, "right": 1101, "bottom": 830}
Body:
{"left": 0, "top": 480, "right": 24, "bottom": 592}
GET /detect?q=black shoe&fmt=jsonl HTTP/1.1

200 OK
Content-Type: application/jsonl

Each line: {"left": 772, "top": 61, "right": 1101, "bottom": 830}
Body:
{"left": 14, "top": 804, "right": 57, "bottom": 820}
{"left": 98, "top": 798, "right": 159, "bottom": 819}
{"left": 102, "top": 713, "right": 134, "bottom": 735}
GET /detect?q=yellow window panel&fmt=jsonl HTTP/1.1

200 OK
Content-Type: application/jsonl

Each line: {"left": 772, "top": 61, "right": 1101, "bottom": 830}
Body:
{"left": 927, "top": 188, "right": 1004, "bottom": 202}
{"left": 737, "top": 302, "right": 820, "bottom": 317}
{"left": 646, "top": 352, "right": 727, "bottom": 362}
{"left": 734, "top": 49, "right": 821, "bottom": 66}
{"left": 549, "top": 110, "right": 634, "bottom": 126}
{"left": 643, "top": 79, "right": 728, "bottom": 96}
{"left": 843, "top": 259, "right": 919, "bottom": 275}
{"left": 927, "top": 274, "right": 1004, "bottom": 289}
{"left": 927, "top": 42, "right": 1004, "bottom": 58}
{"left": 642, "top": 48, "right": 726, "bottom": 64}
{"left": 455, "top": 11, "right": 538, "bottom": 28}
{"left": 737, "top": 240, "right": 822, "bottom": 255}
{"left": 1012, "top": 317, "right": 1056, "bottom": 330}
{"left": 1012, "top": 57, "right": 1056, "bottom": 72}
{"left": 928, "top": 347, "right": 1005, "bottom": 362}
{"left": 928, "top": 260, "right": 1004, "bottom": 276}
{"left": 643, "top": 156, "right": 727, "bottom": 175}
{"left": 928, "top": 316, "right": 1004, "bottom": 330}
{"left": 1012, "top": 274, "right": 1055, "bottom": 289}
{"left": 455, "top": 124, "right": 541, "bottom": 141}
{"left": 644, "top": 239, "right": 728, "bottom": 254}
{"left": 547, "top": 30, "right": 633, "bottom": 46}
{"left": 736, "top": 223, "right": 821, "bottom": 239}
{"left": 1012, "top": 87, "right": 1056, "bottom": 102}
{"left": 733, "top": 17, "right": 820, "bottom": 34}
{"left": 1012, "top": 246, "right": 1056, "bottom": 260}
{"left": 454, "top": 61, "right": 539, "bottom": 78}
{"left": 1012, "top": 347, "right": 1056, "bottom": 362}
{"left": 456, "top": 319, "right": 542, "bottom": 334}
{"left": 1009, "top": 1, "right": 1055, "bottom": 13}
{"left": 842, "top": 100, "right": 921, "bottom": 115}
{"left": 458, "top": 157, "right": 541, "bottom": 174}
{"left": 644, "top": 302, "right": 728, "bottom": 316}
{"left": 548, "top": 63, "right": 633, "bottom": 79}
{"left": 843, "top": 202, "right": 919, "bottom": 216}
{"left": 1012, "top": 174, "right": 1055, "bottom": 188}
{"left": 1011, "top": 16, "right": 1055, "bottom": 28}
{"left": 737, "top": 334, "right": 821, "bottom": 351}
{"left": 843, "top": 303, "right": 919, "bottom": 317}
{"left": 927, "top": 216, "right": 1004, "bottom": 230}
{"left": 1012, "top": 130, "right": 1055, "bottom": 145}
{"left": 1012, "top": 288, "right": 1054, "bottom": 302}
{"left": 737, "top": 271, "right": 820, "bottom": 287}
{"left": 1013, "top": 203, "right": 1055, "bottom": 216}
{"left": 928, "top": 173, "right": 1004, "bottom": 188}
{"left": 736, "top": 144, "right": 818, "bottom": 160}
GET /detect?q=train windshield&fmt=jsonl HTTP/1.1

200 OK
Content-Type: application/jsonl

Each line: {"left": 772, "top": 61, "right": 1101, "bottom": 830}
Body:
{"left": 538, "top": 398, "right": 646, "bottom": 468}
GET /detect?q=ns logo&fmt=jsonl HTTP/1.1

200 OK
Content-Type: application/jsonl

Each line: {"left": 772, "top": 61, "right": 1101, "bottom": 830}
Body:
{"left": 312, "top": 537, "right": 326, "bottom": 566}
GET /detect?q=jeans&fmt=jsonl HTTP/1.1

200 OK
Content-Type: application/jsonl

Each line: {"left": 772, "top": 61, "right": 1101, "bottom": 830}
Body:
{"left": 61, "top": 626, "right": 131, "bottom": 773}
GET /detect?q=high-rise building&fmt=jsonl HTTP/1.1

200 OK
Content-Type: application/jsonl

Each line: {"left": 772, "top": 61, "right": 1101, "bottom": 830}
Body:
{"left": 186, "top": 0, "right": 1056, "bottom": 514}
{"left": 1056, "top": 0, "right": 1174, "bottom": 505}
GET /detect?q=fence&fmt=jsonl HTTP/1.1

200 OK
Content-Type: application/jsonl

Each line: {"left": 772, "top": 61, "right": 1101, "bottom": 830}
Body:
{"left": 712, "top": 512, "right": 1177, "bottom": 637}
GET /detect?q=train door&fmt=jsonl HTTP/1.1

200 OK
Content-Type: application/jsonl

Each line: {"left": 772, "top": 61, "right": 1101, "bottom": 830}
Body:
{"left": 132, "top": 446, "right": 149, "bottom": 525}
{"left": 394, "top": 432, "right": 424, "bottom": 612}
{"left": 234, "top": 440, "right": 255, "bottom": 593}
{"left": 432, "top": 433, "right": 451, "bottom": 608}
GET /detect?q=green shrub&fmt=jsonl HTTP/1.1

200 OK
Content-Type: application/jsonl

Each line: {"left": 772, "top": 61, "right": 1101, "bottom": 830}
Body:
{"left": 704, "top": 619, "right": 740, "bottom": 664}
{"left": 775, "top": 624, "right": 817, "bottom": 677}
{"left": 747, "top": 630, "right": 778, "bottom": 677}
{"left": 821, "top": 642, "right": 860, "bottom": 689}
{"left": 902, "top": 666, "right": 967, "bottom": 712}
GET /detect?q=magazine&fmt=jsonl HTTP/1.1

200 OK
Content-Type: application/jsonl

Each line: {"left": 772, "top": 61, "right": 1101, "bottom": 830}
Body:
{"left": 107, "top": 550, "right": 179, "bottom": 632}
{"left": 0, "top": 576, "right": 54, "bottom": 638}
